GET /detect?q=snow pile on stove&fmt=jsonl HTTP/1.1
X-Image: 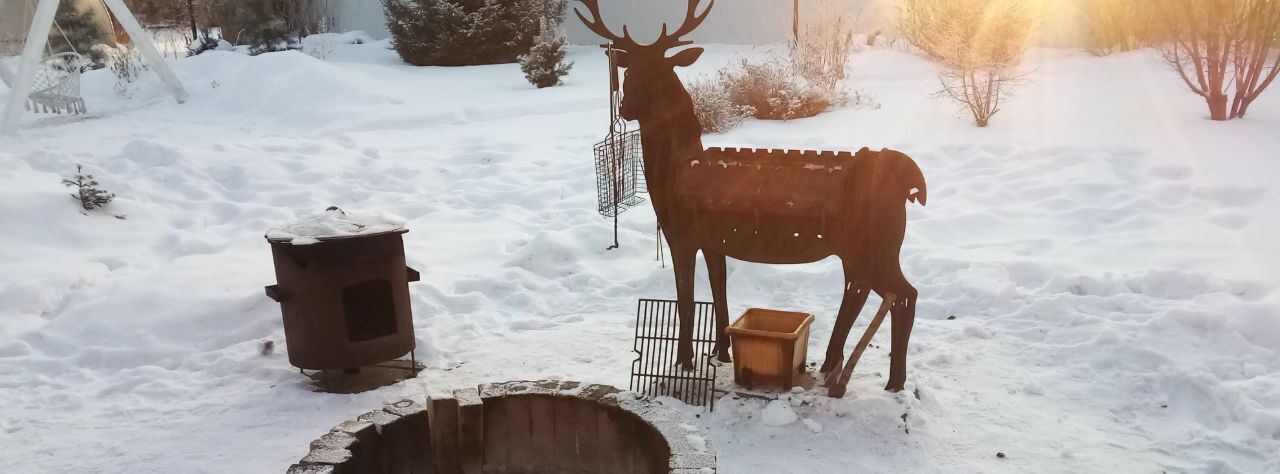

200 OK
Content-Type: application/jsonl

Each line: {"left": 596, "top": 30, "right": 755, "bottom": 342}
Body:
{"left": 266, "top": 207, "right": 406, "bottom": 245}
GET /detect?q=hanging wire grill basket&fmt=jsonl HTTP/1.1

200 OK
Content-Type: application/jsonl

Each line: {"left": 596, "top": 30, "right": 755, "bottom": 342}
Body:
{"left": 593, "top": 128, "right": 645, "bottom": 218}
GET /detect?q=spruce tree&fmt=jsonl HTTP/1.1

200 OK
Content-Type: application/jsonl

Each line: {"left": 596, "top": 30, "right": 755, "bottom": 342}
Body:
{"left": 520, "top": 19, "right": 573, "bottom": 88}
{"left": 50, "top": 3, "right": 110, "bottom": 65}
{"left": 383, "top": 0, "right": 565, "bottom": 66}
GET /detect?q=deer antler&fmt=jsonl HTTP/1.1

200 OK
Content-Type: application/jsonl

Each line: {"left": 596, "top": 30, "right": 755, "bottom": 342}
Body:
{"left": 574, "top": 0, "right": 714, "bottom": 52}
{"left": 652, "top": 0, "right": 715, "bottom": 51}
{"left": 574, "top": 0, "right": 643, "bottom": 52}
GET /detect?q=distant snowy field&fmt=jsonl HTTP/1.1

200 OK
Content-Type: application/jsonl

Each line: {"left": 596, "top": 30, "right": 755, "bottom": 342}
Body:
{"left": 2, "top": 35, "right": 1279, "bottom": 473}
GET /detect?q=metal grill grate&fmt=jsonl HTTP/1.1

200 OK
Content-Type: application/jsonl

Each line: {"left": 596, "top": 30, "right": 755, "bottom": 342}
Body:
{"left": 594, "top": 129, "right": 645, "bottom": 218}
{"left": 630, "top": 299, "right": 718, "bottom": 410}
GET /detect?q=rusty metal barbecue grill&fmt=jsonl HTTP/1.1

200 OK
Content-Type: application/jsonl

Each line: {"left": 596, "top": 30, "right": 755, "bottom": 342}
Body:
{"left": 264, "top": 228, "right": 420, "bottom": 379}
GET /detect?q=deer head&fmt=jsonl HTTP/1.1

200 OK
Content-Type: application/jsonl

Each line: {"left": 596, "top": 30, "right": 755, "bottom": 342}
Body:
{"left": 576, "top": 0, "right": 713, "bottom": 125}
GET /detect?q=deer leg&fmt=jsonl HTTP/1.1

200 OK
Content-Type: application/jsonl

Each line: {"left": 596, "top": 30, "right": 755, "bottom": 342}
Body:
{"left": 829, "top": 293, "right": 896, "bottom": 399}
{"left": 705, "top": 251, "right": 731, "bottom": 363}
{"left": 820, "top": 278, "right": 870, "bottom": 376}
{"left": 672, "top": 246, "right": 698, "bottom": 372}
{"left": 885, "top": 280, "right": 918, "bottom": 392}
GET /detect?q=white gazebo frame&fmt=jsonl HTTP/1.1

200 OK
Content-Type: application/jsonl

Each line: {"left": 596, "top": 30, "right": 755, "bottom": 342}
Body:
{"left": 0, "top": 0, "right": 188, "bottom": 135}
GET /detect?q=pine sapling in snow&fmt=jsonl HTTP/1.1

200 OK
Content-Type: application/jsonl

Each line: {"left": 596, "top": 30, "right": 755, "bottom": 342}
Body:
{"left": 62, "top": 165, "right": 115, "bottom": 211}
{"left": 520, "top": 21, "right": 573, "bottom": 88}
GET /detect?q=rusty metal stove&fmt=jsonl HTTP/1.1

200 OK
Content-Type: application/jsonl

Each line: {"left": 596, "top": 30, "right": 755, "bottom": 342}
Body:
{"left": 264, "top": 228, "right": 420, "bottom": 374}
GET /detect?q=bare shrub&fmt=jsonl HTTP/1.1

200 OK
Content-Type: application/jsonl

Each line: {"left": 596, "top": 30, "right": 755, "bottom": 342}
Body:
{"left": 1155, "top": 0, "right": 1280, "bottom": 121}
{"left": 791, "top": 1, "right": 855, "bottom": 91}
{"left": 684, "top": 4, "right": 865, "bottom": 130}
{"left": 303, "top": 35, "right": 335, "bottom": 60}
{"left": 899, "top": 0, "right": 958, "bottom": 61}
{"left": 723, "top": 59, "right": 845, "bottom": 120}
{"left": 848, "top": 89, "right": 882, "bottom": 110}
{"left": 687, "top": 77, "right": 755, "bottom": 133}
{"left": 1082, "top": 0, "right": 1140, "bottom": 55}
{"left": 903, "top": 0, "right": 1035, "bottom": 127}
{"left": 1080, "top": 0, "right": 1168, "bottom": 56}
{"left": 109, "top": 46, "right": 149, "bottom": 97}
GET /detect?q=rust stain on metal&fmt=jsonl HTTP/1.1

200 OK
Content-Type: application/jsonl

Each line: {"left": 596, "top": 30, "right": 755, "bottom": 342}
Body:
{"left": 265, "top": 229, "right": 419, "bottom": 372}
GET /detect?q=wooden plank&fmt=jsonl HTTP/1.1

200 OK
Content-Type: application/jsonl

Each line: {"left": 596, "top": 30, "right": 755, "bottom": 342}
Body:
{"left": 595, "top": 408, "right": 627, "bottom": 474}
{"left": 454, "top": 389, "right": 484, "bottom": 474}
{"left": 568, "top": 397, "right": 600, "bottom": 472}
{"left": 527, "top": 396, "right": 557, "bottom": 468}
{"left": 427, "top": 395, "right": 460, "bottom": 474}
{"left": 503, "top": 394, "right": 534, "bottom": 469}
{"left": 550, "top": 397, "right": 581, "bottom": 471}
{"left": 480, "top": 397, "right": 508, "bottom": 472}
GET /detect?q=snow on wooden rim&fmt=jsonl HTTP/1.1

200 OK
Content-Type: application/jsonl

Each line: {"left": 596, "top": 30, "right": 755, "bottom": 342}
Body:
{"left": 266, "top": 207, "right": 407, "bottom": 245}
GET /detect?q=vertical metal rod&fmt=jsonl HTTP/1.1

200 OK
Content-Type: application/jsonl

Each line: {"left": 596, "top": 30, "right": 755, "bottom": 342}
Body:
{"left": 654, "top": 300, "right": 665, "bottom": 398}
{"left": 663, "top": 300, "right": 676, "bottom": 399}
{"left": 640, "top": 298, "right": 650, "bottom": 394}
{"left": 701, "top": 303, "right": 711, "bottom": 406}
{"left": 638, "top": 299, "right": 651, "bottom": 394}
{"left": 686, "top": 301, "right": 694, "bottom": 400}
{"left": 692, "top": 302, "right": 702, "bottom": 402}
{"left": 656, "top": 223, "right": 662, "bottom": 264}
{"left": 631, "top": 300, "right": 641, "bottom": 392}
{"left": 605, "top": 45, "right": 621, "bottom": 250}
{"left": 702, "top": 303, "right": 712, "bottom": 404}
{"left": 645, "top": 299, "right": 656, "bottom": 394}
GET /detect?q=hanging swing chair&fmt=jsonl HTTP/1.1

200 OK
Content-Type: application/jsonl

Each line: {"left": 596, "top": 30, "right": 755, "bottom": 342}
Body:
{"left": 11, "top": 0, "right": 90, "bottom": 116}
{"left": 2, "top": 0, "right": 187, "bottom": 136}
{"left": 26, "top": 51, "right": 86, "bottom": 114}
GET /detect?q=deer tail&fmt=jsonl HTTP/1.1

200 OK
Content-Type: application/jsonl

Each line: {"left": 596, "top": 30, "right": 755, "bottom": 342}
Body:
{"left": 882, "top": 148, "right": 928, "bottom": 206}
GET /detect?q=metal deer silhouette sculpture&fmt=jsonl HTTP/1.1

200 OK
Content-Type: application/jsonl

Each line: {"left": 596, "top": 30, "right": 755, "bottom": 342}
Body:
{"left": 576, "top": 0, "right": 928, "bottom": 397}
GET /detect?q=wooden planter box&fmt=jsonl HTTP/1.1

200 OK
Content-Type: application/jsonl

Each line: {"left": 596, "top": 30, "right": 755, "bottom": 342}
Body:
{"left": 727, "top": 308, "right": 815, "bottom": 390}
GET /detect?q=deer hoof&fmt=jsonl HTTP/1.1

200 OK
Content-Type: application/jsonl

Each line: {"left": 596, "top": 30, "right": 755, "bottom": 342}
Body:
{"left": 819, "top": 357, "right": 843, "bottom": 381}
{"left": 828, "top": 384, "right": 847, "bottom": 399}
{"left": 824, "top": 371, "right": 842, "bottom": 388}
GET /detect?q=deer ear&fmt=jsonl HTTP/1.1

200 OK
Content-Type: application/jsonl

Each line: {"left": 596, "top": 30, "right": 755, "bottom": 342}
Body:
{"left": 666, "top": 48, "right": 704, "bottom": 68}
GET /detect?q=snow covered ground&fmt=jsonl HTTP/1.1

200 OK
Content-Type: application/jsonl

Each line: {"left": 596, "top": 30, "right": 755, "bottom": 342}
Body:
{"left": 2, "top": 36, "right": 1279, "bottom": 473}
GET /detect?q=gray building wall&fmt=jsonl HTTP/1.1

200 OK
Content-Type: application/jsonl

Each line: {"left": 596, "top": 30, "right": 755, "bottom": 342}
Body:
{"left": 333, "top": 0, "right": 393, "bottom": 39}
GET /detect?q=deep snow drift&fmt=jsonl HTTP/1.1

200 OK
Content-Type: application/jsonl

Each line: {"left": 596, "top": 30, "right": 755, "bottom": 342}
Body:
{"left": 1, "top": 37, "right": 1278, "bottom": 474}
